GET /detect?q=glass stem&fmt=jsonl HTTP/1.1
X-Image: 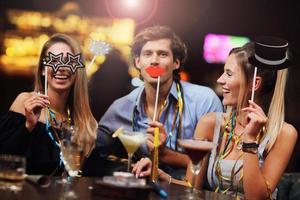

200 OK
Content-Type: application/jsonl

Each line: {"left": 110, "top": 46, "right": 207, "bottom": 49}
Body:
{"left": 61, "top": 176, "right": 78, "bottom": 199}
{"left": 67, "top": 176, "right": 73, "bottom": 184}
{"left": 190, "top": 161, "right": 201, "bottom": 193}
{"left": 128, "top": 153, "right": 133, "bottom": 172}
{"left": 190, "top": 165, "right": 195, "bottom": 194}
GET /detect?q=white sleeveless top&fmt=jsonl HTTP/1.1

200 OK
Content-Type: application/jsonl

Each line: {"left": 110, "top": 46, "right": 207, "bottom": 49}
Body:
{"left": 206, "top": 112, "right": 277, "bottom": 198}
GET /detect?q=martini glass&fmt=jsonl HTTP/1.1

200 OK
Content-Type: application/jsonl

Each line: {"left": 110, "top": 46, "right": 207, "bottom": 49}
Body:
{"left": 118, "top": 131, "right": 147, "bottom": 172}
{"left": 178, "top": 139, "right": 213, "bottom": 200}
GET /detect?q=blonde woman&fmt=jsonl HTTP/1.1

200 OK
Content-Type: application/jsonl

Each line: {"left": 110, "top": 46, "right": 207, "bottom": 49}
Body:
{"left": 133, "top": 38, "right": 297, "bottom": 199}
{"left": 0, "top": 34, "right": 97, "bottom": 175}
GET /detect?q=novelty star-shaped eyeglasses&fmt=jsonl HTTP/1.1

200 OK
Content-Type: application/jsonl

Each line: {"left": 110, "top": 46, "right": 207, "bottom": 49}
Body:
{"left": 43, "top": 52, "right": 84, "bottom": 74}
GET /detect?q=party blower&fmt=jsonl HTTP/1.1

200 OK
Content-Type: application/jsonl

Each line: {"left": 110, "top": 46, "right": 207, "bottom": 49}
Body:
{"left": 145, "top": 65, "right": 165, "bottom": 183}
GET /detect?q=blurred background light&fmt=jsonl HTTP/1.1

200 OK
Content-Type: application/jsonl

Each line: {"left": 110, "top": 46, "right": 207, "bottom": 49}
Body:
{"left": 105, "top": 0, "right": 158, "bottom": 25}
{"left": 1, "top": 3, "right": 136, "bottom": 76}
{"left": 203, "top": 33, "right": 250, "bottom": 64}
{"left": 123, "top": 0, "right": 140, "bottom": 9}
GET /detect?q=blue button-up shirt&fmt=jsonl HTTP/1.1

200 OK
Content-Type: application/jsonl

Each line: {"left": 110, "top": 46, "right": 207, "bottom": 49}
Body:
{"left": 96, "top": 80, "right": 223, "bottom": 158}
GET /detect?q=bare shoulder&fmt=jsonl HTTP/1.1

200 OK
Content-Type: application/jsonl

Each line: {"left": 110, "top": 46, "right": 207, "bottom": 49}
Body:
{"left": 199, "top": 112, "right": 217, "bottom": 124}
{"left": 9, "top": 92, "right": 35, "bottom": 114}
{"left": 195, "top": 112, "right": 221, "bottom": 141}
{"left": 279, "top": 122, "right": 298, "bottom": 141}
{"left": 273, "top": 122, "right": 298, "bottom": 149}
{"left": 199, "top": 112, "right": 226, "bottom": 127}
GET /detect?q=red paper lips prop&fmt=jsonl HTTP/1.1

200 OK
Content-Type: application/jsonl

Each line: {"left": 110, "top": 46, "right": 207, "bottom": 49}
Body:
{"left": 145, "top": 66, "right": 165, "bottom": 78}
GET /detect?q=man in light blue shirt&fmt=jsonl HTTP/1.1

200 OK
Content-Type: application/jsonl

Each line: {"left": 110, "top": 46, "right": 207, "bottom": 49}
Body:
{"left": 96, "top": 26, "right": 223, "bottom": 177}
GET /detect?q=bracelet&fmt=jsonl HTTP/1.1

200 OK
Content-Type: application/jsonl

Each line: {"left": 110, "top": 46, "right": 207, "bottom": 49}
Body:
{"left": 242, "top": 141, "right": 259, "bottom": 147}
{"left": 242, "top": 141, "right": 259, "bottom": 154}
{"left": 158, "top": 169, "right": 172, "bottom": 184}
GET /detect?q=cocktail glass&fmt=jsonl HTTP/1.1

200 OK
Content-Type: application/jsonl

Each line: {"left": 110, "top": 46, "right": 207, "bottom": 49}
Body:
{"left": 178, "top": 139, "right": 213, "bottom": 200}
{"left": 118, "top": 131, "right": 147, "bottom": 172}
{"left": 59, "top": 124, "right": 86, "bottom": 199}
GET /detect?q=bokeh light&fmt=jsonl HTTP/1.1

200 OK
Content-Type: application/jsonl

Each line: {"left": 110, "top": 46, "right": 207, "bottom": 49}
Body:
{"left": 105, "top": 0, "right": 158, "bottom": 25}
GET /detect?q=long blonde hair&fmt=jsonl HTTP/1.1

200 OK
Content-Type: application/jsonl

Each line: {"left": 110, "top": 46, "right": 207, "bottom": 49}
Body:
{"left": 230, "top": 42, "right": 288, "bottom": 151}
{"left": 266, "top": 69, "right": 287, "bottom": 149}
{"left": 35, "top": 33, "right": 97, "bottom": 155}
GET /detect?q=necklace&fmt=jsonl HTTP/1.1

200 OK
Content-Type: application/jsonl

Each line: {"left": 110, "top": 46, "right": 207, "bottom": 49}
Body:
{"left": 46, "top": 107, "right": 71, "bottom": 148}
{"left": 221, "top": 111, "right": 236, "bottom": 158}
{"left": 213, "top": 110, "right": 244, "bottom": 196}
{"left": 233, "top": 132, "right": 243, "bottom": 150}
{"left": 132, "top": 81, "right": 183, "bottom": 151}
{"left": 45, "top": 107, "right": 72, "bottom": 176}
{"left": 213, "top": 111, "right": 265, "bottom": 197}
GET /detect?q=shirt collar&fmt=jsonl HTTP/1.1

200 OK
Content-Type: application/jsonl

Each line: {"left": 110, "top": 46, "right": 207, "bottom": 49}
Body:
{"left": 169, "top": 81, "right": 179, "bottom": 101}
{"left": 135, "top": 81, "right": 179, "bottom": 113}
{"left": 135, "top": 85, "right": 145, "bottom": 113}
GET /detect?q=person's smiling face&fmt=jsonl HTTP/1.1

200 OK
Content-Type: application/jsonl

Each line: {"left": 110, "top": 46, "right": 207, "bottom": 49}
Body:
{"left": 217, "top": 53, "right": 242, "bottom": 107}
{"left": 45, "top": 42, "right": 76, "bottom": 92}
{"left": 135, "top": 38, "right": 180, "bottom": 85}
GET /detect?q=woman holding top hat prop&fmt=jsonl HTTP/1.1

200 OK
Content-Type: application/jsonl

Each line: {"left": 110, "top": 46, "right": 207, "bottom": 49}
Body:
{"left": 133, "top": 37, "right": 297, "bottom": 199}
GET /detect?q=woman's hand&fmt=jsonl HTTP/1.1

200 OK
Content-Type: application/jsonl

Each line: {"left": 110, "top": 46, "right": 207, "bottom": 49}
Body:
{"left": 242, "top": 100, "right": 267, "bottom": 141}
{"left": 132, "top": 157, "right": 171, "bottom": 182}
{"left": 146, "top": 121, "right": 168, "bottom": 154}
{"left": 24, "top": 92, "right": 50, "bottom": 132}
{"left": 132, "top": 157, "right": 152, "bottom": 178}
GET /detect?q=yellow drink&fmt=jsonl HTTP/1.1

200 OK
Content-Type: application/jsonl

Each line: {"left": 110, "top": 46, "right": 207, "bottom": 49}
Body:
{"left": 117, "top": 131, "right": 147, "bottom": 172}
{"left": 118, "top": 133, "right": 147, "bottom": 154}
{"left": 151, "top": 127, "right": 159, "bottom": 182}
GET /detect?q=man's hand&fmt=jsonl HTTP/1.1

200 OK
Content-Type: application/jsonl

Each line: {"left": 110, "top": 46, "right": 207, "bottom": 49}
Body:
{"left": 146, "top": 121, "right": 168, "bottom": 154}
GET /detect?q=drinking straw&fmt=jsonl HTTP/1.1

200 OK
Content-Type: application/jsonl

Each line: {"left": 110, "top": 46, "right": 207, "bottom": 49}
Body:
{"left": 251, "top": 67, "right": 257, "bottom": 101}
{"left": 44, "top": 67, "right": 48, "bottom": 96}
{"left": 152, "top": 76, "right": 160, "bottom": 121}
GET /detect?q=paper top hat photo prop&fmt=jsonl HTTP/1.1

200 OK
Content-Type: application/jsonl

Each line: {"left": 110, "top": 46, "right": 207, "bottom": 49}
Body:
{"left": 249, "top": 36, "right": 291, "bottom": 70}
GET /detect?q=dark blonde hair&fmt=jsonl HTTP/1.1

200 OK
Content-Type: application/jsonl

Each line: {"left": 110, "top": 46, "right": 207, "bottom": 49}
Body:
{"left": 131, "top": 25, "right": 187, "bottom": 81}
{"left": 35, "top": 33, "right": 97, "bottom": 155}
{"left": 230, "top": 42, "right": 288, "bottom": 150}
